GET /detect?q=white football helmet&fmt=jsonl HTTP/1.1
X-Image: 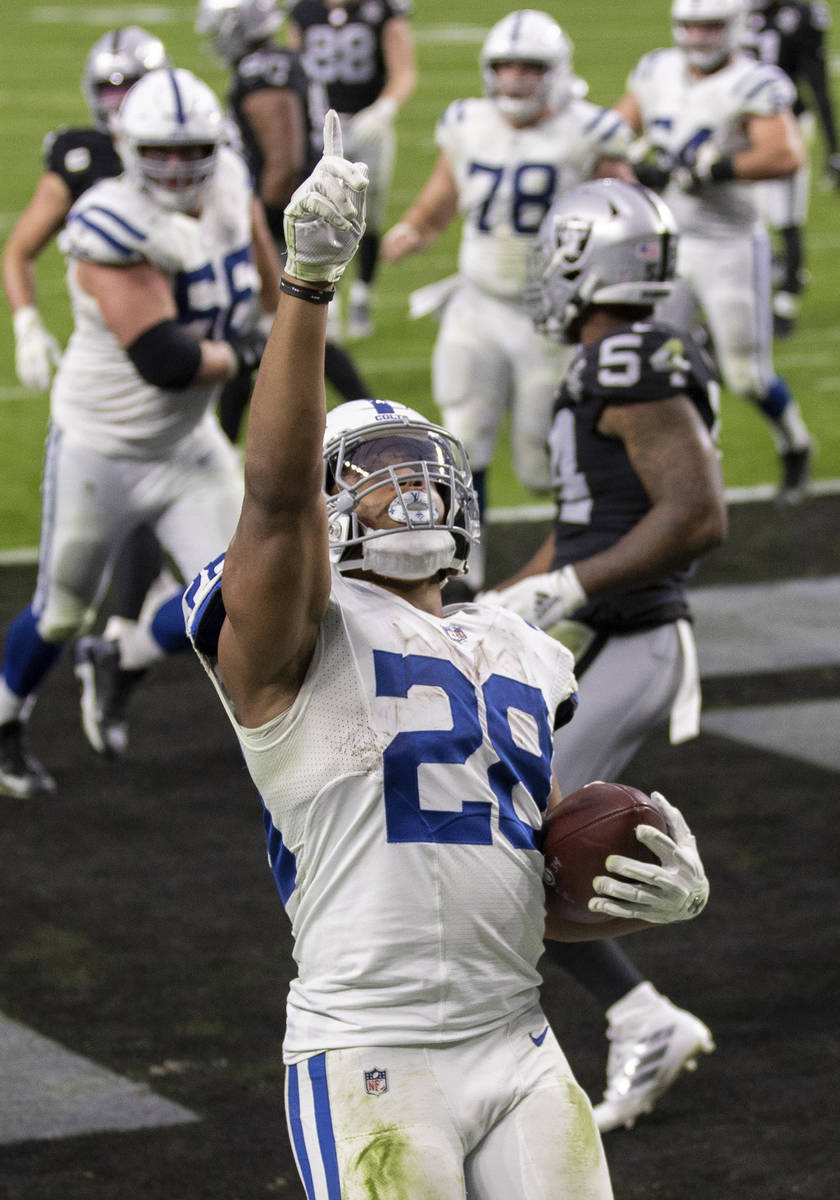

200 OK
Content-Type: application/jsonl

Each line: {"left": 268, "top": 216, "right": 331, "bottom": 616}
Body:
{"left": 195, "top": 0, "right": 283, "bottom": 65}
{"left": 113, "top": 68, "right": 224, "bottom": 213}
{"left": 480, "top": 10, "right": 579, "bottom": 124}
{"left": 82, "top": 27, "right": 171, "bottom": 129}
{"left": 323, "top": 400, "right": 481, "bottom": 581}
{"left": 528, "top": 179, "right": 678, "bottom": 343}
{"left": 671, "top": 0, "right": 747, "bottom": 70}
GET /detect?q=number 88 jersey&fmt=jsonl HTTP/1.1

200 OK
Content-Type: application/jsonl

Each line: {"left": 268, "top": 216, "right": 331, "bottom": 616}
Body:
{"left": 436, "top": 96, "right": 633, "bottom": 299}
{"left": 185, "top": 559, "right": 578, "bottom": 1061}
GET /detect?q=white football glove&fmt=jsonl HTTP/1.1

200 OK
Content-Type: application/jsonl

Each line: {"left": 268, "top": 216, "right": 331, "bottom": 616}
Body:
{"left": 284, "top": 110, "right": 368, "bottom": 284}
{"left": 478, "top": 564, "right": 586, "bottom": 628}
{"left": 348, "top": 96, "right": 396, "bottom": 146}
{"left": 13, "top": 306, "right": 62, "bottom": 390}
{"left": 588, "top": 791, "right": 709, "bottom": 924}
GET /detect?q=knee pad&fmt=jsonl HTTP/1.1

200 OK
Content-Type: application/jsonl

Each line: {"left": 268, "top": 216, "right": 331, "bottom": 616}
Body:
{"left": 36, "top": 587, "right": 88, "bottom": 642}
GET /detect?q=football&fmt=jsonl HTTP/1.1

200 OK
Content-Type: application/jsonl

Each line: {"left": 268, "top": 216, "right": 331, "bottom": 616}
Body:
{"left": 541, "top": 782, "right": 671, "bottom": 924}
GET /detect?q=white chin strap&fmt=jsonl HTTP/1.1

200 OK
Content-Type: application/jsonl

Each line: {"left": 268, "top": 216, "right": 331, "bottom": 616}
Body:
{"left": 361, "top": 530, "right": 457, "bottom": 581}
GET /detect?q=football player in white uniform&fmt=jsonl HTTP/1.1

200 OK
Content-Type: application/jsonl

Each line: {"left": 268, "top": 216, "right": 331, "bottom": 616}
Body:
{"left": 614, "top": 0, "right": 813, "bottom": 502}
{"left": 1, "top": 29, "right": 178, "bottom": 764}
{"left": 381, "top": 10, "right": 635, "bottom": 590}
{"left": 183, "top": 110, "right": 711, "bottom": 1199}
{"left": 482, "top": 179, "right": 727, "bottom": 1132}
{"left": 0, "top": 68, "right": 280, "bottom": 798}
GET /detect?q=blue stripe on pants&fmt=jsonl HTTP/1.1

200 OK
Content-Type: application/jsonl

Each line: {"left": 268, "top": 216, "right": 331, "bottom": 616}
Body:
{"left": 308, "top": 1054, "right": 341, "bottom": 1199}
{"left": 287, "top": 1064, "right": 316, "bottom": 1200}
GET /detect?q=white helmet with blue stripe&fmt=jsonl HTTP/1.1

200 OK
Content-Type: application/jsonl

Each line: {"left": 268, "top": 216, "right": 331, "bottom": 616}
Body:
{"left": 480, "top": 10, "right": 578, "bottom": 124}
{"left": 323, "top": 400, "right": 481, "bottom": 581}
{"left": 113, "top": 68, "right": 223, "bottom": 212}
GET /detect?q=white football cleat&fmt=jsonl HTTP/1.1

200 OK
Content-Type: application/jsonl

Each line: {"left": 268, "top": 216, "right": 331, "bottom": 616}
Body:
{"left": 593, "top": 982, "right": 715, "bottom": 1132}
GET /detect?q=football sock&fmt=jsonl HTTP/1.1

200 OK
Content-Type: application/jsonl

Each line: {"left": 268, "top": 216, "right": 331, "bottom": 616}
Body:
{"left": 325, "top": 342, "right": 370, "bottom": 400}
{"left": 108, "top": 525, "right": 164, "bottom": 621}
{"left": 758, "top": 379, "right": 810, "bottom": 451}
{"left": 0, "top": 605, "right": 63, "bottom": 704}
{"left": 542, "top": 938, "right": 645, "bottom": 1009}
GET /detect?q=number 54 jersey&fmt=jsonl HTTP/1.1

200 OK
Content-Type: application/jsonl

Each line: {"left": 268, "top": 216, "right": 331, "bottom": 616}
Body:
{"left": 185, "top": 563, "right": 578, "bottom": 1063}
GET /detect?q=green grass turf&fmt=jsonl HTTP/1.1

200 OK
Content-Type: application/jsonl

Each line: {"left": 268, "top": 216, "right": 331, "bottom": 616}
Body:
{"left": 2, "top": 0, "right": 839, "bottom": 549}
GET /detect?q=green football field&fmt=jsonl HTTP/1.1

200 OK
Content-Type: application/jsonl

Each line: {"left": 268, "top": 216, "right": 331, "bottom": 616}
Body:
{"left": 2, "top": 0, "right": 839, "bottom": 551}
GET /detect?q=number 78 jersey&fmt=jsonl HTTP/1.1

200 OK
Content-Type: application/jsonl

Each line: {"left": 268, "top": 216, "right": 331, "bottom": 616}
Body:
{"left": 185, "top": 562, "right": 578, "bottom": 1061}
{"left": 437, "top": 96, "right": 633, "bottom": 298}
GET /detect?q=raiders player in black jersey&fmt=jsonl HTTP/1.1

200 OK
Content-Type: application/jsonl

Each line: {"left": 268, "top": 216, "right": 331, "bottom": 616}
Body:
{"left": 2, "top": 27, "right": 173, "bottom": 760}
{"left": 286, "top": 0, "right": 417, "bottom": 338}
{"left": 196, "top": 0, "right": 370, "bottom": 436}
{"left": 481, "top": 179, "right": 727, "bottom": 1134}
{"left": 744, "top": 0, "right": 840, "bottom": 334}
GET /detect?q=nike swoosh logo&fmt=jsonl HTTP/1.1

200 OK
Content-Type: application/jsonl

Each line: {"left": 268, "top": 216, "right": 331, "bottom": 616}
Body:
{"left": 529, "top": 1025, "right": 549, "bottom": 1047}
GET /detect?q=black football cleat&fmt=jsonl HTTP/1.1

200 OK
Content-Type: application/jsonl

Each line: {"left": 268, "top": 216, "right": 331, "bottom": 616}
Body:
{"left": 0, "top": 720, "right": 55, "bottom": 798}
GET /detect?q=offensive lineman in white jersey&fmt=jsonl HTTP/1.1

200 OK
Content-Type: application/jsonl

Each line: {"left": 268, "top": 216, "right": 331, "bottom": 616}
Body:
{"left": 381, "top": 10, "right": 635, "bottom": 591}
{"left": 0, "top": 68, "right": 280, "bottom": 798}
{"left": 184, "top": 110, "right": 711, "bottom": 1198}
{"left": 614, "top": 0, "right": 813, "bottom": 503}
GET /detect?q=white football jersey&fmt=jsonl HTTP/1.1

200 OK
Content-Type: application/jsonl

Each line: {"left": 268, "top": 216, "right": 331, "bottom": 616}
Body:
{"left": 52, "top": 147, "right": 260, "bottom": 459}
{"left": 185, "top": 562, "right": 578, "bottom": 1063}
{"left": 436, "top": 98, "right": 633, "bottom": 299}
{"left": 627, "top": 48, "right": 796, "bottom": 237}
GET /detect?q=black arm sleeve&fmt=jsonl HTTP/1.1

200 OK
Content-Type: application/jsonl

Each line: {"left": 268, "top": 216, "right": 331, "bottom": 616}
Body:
{"left": 126, "top": 319, "right": 203, "bottom": 390}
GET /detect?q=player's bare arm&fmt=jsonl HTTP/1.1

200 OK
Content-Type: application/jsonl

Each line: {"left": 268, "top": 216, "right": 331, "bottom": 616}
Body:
{"left": 75, "top": 259, "right": 241, "bottom": 384}
{"left": 735, "top": 110, "right": 805, "bottom": 179}
{"left": 251, "top": 198, "right": 282, "bottom": 313}
{"left": 611, "top": 91, "right": 644, "bottom": 137}
{"left": 2, "top": 172, "right": 72, "bottom": 311}
{"left": 380, "top": 15, "right": 418, "bottom": 107}
{"left": 380, "top": 151, "right": 458, "bottom": 260}
{"left": 242, "top": 85, "right": 307, "bottom": 209}
{"left": 218, "top": 112, "right": 367, "bottom": 725}
{"left": 488, "top": 397, "right": 725, "bottom": 601}
{"left": 582, "top": 395, "right": 727, "bottom": 595}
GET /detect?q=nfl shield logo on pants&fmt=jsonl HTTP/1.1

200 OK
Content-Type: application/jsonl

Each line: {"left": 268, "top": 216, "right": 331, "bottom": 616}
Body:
{"left": 364, "top": 1067, "right": 388, "bottom": 1096}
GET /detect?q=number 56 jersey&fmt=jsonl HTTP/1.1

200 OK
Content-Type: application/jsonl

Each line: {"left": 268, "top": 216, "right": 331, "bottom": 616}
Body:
{"left": 185, "top": 563, "right": 578, "bottom": 1062}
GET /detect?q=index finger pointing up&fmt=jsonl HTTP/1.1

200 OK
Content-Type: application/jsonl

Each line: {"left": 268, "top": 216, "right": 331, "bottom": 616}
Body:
{"left": 323, "top": 109, "right": 343, "bottom": 158}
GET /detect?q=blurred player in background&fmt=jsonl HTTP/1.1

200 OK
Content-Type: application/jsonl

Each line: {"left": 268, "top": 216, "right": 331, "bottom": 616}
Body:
{"left": 286, "top": 0, "right": 417, "bottom": 338}
{"left": 184, "top": 109, "right": 711, "bottom": 1198}
{"left": 481, "top": 178, "right": 726, "bottom": 1132}
{"left": 0, "top": 68, "right": 278, "bottom": 796}
{"left": 196, "top": 0, "right": 370, "bottom": 438}
{"left": 615, "top": 0, "right": 813, "bottom": 503}
{"left": 1, "top": 27, "right": 177, "bottom": 756}
{"left": 382, "top": 9, "right": 635, "bottom": 591}
{"left": 743, "top": 0, "right": 840, "bottom": 336}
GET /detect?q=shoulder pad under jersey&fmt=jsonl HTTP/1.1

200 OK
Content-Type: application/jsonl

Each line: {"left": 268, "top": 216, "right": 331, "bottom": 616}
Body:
{"left": 733, "top": 57, "right": 796, "bottom": 113}
{"left": 58, "top": 177, "right": 153, "bottom": 266}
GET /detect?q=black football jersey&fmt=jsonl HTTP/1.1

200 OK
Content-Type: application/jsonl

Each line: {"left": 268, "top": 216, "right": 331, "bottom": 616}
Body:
{"left": 228, "top": 44, "right": 314, "bottom": 181}
{"left": 289, "top": 0, "right": 411, "bottom": 125}
{"left": 744, "top": 2, "right": 834, "bottom": 127}
{"left": 42, "top": 127, "right": 121, "bottom": 202}
{"left": 549, "top": 322, "right": 719, "bottom": 634}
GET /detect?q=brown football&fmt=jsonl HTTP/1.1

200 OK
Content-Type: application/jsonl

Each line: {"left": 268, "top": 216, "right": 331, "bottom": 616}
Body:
{"left": 541, "top": 782, "right": 671, "bottom": 924}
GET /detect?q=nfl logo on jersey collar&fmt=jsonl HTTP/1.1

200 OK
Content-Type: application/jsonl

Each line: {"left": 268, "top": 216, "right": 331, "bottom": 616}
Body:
{"left": 442, "top": 623, "right": 468, "bottom": 643}
{"left": 364, "top": 1067, "right": 388, "bottom": 1095}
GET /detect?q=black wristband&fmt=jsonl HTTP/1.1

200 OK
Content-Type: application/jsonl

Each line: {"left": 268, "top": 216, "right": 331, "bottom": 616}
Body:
{"left": 709, "top": 155, "right": 736, "bottom": 182}
{"left": 279, "top": 276, "right": 335, "bottom": 305}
